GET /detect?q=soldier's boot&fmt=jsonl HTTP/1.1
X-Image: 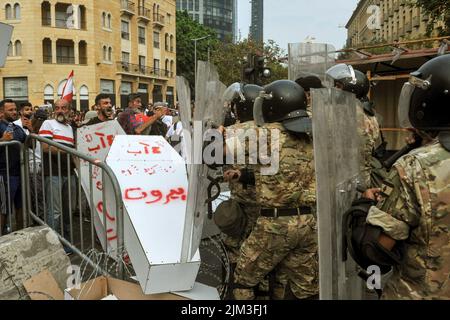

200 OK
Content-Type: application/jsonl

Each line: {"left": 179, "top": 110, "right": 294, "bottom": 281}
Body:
{"left": 255, "top": 277, "right": 270, "bottom": 300}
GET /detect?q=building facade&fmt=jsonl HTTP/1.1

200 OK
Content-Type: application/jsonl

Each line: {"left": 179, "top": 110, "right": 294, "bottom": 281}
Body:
{"left": 176, "top": 0, "right": 237, "bottom": 42}
{"left": 346, "top": 0, "right": 434, "bottom": 47}
{"left": 250, "top": 0, "right": 263, "bottom": 43}
{"left": 0, "top": 0, "right": 176, "bottom": 111}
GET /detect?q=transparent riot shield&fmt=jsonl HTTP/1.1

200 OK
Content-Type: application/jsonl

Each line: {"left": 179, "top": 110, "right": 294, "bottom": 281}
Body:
{"left": 176, "top": 76, "right": 192, "bottom": 161}
{"left": 182, "top": 61, "right": 226, "bottom": 261}
{"left": 312, "top": 87, "right": 365, "bottom": 300}
{"left": 288, "top": 42, "right": 337, "bottom": 86}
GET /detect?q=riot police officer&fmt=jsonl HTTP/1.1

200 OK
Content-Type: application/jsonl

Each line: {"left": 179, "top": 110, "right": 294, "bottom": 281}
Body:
{"left": 230, "top": 80, "right": 319, "bottom": 300}
{"left": 353, "top": 54, "right": 450, "bottom": 299}
{"left": 326, "top": 64, "right": 384, "bottom": 188}
{"left": 217, "top": 83, "right": 263, "bottom": 266}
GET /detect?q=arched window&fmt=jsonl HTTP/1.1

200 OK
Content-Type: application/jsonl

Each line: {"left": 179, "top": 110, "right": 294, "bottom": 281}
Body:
{"left": 5, "top": 4, "right": 12, "bottom": 19}
{"left": 79, "top": 85, "right": 89, "bottom": 111}
{"left": 170, "top": 35, "right": 174, "bottom": 51}
{"left": 165, "top": 33, "right": 169, "bottom": 51}
{"left": 44, "top": 84, "right": 54, "bottom": 103}
{"left": 108, "top": 47, "right": 112, "bottom": 62}
{"left": 107, "top": 13, "right": 111, "bottom": 29}
{"left": 7, "top": 41, "right": 13, "bottom": 56}
{"left": 14, "top": 40, "right": 21, "bottom": 56}
{"left": 58, "top": 79, "right": 76, "bottom": 96}
{"left": 102, "top": 12, "right": 106, "bottom": 27}
{"left": 165, "top": 59, "right": 169, "bottom": 77}
{"left": 13, "top": 3, "right": 20, "bottom": 19}
{"left": 170, "top": 60, "right": 174, "bottom": 74}
{"left": 103, "top": 46, "right": 107, "bottom": 61}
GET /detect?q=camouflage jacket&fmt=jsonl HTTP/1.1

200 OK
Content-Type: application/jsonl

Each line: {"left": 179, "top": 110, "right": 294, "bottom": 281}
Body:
{"left": 357, "top": 105, "right": 381, "bottom": 187}
{"left": 366, "top": 140, "right": 450, "bottom": 299}
{"left": 224, "top": 121, "right": 259, "bottom": 206}
{"left": 255, "top": 123, "right": 316, "bottom": 209}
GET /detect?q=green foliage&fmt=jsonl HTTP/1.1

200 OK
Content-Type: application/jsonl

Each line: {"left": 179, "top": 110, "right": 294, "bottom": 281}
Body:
{"left": 176, "top": 11, "right": 219, "bottom": 89}
{"left": 414, "top": 0, "right": 450, "bottom": 36}
{"left": 210, "top": 39, "right": 288, "bottom": 86}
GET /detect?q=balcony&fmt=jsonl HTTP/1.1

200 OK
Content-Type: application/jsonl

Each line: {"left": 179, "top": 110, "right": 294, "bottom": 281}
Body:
{"left": 412, "top": 16, "right": 420, "bottom": 28}
{"left": 116, "top": 61, "right": 173, "bottom": 79}
{"left": 153, "top": 13, "right": 165, "bottom": 28}
{"left": 56, "top": 56, "right": 75, "bottom": 64}
{"left": 121, "top": 0, "right": 135, "bottom": 16}
{"left": 43, "top": 55, "right": 52, "bottom": 64}
{"left": 138, "top": 6, "right": 151, "bottom": 22}
{"left": 121, "top": 31, "right": 130, "bottom": 40}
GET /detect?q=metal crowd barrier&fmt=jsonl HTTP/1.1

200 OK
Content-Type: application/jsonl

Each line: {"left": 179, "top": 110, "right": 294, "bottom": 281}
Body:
{"left": 1, "top": 134, "right": 125, "bottom": 279}
{"left": 0, "top": 141, "right": 27, "bottom": 236}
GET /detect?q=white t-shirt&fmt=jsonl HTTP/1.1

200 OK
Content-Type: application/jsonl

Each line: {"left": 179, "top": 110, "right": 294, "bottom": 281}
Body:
{"left": 14, "top": 118, "right": 42, "bottom": 171}
{"left": 38, "top": 119, "right": 75, "bottom": 147}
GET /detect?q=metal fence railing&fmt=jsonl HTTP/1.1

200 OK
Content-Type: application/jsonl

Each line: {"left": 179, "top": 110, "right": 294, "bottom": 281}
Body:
{"left": 0, "top": 134, "right": 125, "bottom": 278}
{"left": 0, "top": 141, "right": 27, "bottom": 236}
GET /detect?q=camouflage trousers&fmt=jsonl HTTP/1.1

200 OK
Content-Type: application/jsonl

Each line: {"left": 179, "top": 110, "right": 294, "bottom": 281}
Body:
{"left": 222, "top": 204, "right": 260, "bottom": 264}
{"left": 233, "top": 214, "right": 319, "bottom": 300}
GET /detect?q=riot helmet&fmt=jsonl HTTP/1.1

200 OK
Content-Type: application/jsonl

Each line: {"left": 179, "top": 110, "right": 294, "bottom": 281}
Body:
{"left": 223, "top": 83, "right": 263, "bottom": 122}
{"left": 253, "top": 80, "right": 310, "bottom": 133}
{"left": 326, "top": 64, "right": 370, "bottom": 100}
{"left": 398, "top": 54, "right": 450, "bottom": 133}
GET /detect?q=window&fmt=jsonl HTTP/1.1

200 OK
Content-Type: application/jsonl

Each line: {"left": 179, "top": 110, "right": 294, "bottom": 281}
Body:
{"left": 165, "top": 33, "right": 169, "bottom": 51}
{"left": 153, "top": 31, "right": 160, "bottom": 48}
{"left": 14, "top": 3, "right": 20, "bottom": 19}
{"left": 42, "top": 38, "right": 52, "bottom": 63}
{"left": 170, "top": 35, "right": 174, "bottom": 52}
{"left": 44, "top": 84, "right": 54, "bottom": 104}
{"left": 107, "top": 14, "right": 111, "bottom": 29}
{"left": 5, "top": 4, "right": 12, "bottom": 19}
{"left": 165, "top": 59, "right": 169, "bottom": 76}
{"left": 102, "top": 12, "right": 106, "bottom": 27}
{"left": 138, "top": 26, "right": 146, "bottom": 44}
{"left": 167, "top": 13, "right": 171, "bottom": 24}
{"left": 14, "top": 40, "right": 21, "bottom": 56}
{"left": 4, "top": 77, "right": 28, "bottom": 102}
{"left": 122, "top": 51, "right": 130, "bottom": 63}
{"left": 170, "top": 60, "right": 174, "bottom": 75}
{"left": 188, "top": 0, "right": 193, "bottom": 11}
{"left": 195, "top": 0, "right": 199, "bottom": 11}
{"left": 7, "top": 41, "right": 12, "bottom": 56}
{"left": 103, "top": 46, "right": 107, "bottom": 61}
{"left": 121, "top": 20, "right": 130, "bottom": 40}
{"left": 108, "top": 47, "right": 112, "bottom": 62}
{"left": 80, "top": 85, "right": 89, "bottom": 112}
{"left": 139, "top": 55, "right": 146, "bottom": 73}
{"left": 56, "top": 39, "right": 75, "bottom": 64}
{"left": 153, "top": 59, "right": 160, "bottom": 75}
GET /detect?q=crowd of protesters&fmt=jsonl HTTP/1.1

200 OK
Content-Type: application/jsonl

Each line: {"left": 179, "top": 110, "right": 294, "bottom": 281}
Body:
{"left": 0, "top": 93, "right": 180, "bottom": 243}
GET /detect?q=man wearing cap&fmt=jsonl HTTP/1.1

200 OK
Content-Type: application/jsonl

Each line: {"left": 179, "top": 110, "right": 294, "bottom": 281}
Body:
{"left": 117, "top": 93, "right": 160, "bottom": 135}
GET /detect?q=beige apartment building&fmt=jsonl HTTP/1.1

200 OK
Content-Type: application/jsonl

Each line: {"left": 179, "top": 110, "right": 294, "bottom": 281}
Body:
{"left": 0, "top": 0, "right": 176, "bottom": 111}
{"left": 346, "top": 0, "right": 434, "bottom": 47}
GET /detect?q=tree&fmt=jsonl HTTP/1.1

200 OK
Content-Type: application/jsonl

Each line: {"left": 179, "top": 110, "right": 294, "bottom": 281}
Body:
{"left": 414, "top": 0, "right": 450, "bottom": 36}
{"left": 176, "top": 11, "right": 219, "bottom": 90}
{"left": 210, "top": 39, "right": 288, "bottom": 87}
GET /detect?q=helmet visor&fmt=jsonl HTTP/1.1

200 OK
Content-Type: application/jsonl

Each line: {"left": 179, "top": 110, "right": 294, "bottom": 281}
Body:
{"left": 223, "top": 82, "right": 244, "bottom": 103}
{"left": 253, "top": 96, "right": 266, "bottom": 126}
{"left": 326, "top": 63, "right": 357, "bottom": 85}
{"left": 398, "top": 82, "right": 414, "bottom": 128}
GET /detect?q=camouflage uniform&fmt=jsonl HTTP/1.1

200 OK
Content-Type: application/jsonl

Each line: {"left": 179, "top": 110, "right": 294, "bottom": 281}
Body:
{"left": 357, "top": 104, "right": 382, "bottom": 188}
{"left": 366, "top": 140, "right": 450, "bottom": 299}
{"left": 232, "top": 122, "right": 319, "bottom": 300}
{"left": 222, "top": 121, "right": 261, "bottom": 264}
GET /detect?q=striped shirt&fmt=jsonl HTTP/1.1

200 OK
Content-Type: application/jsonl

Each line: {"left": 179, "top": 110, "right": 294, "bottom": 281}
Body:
{"left": 39, "top": 119, "right": 75, "bottom": 176}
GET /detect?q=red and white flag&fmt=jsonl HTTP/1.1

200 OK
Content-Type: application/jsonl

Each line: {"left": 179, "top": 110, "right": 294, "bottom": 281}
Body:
{"left": 61, "top": 70, "right": 74, "bottom": 102}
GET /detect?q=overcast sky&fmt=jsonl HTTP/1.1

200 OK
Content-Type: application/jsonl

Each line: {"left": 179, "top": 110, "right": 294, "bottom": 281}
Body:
{"left": 238, "top": 0, "right": 359, "bottom": 52}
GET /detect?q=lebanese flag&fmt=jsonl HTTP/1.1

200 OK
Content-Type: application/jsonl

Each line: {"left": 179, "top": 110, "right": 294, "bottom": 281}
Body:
{"left": 61, "top": 70, "right": 74, "bottom": 102}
